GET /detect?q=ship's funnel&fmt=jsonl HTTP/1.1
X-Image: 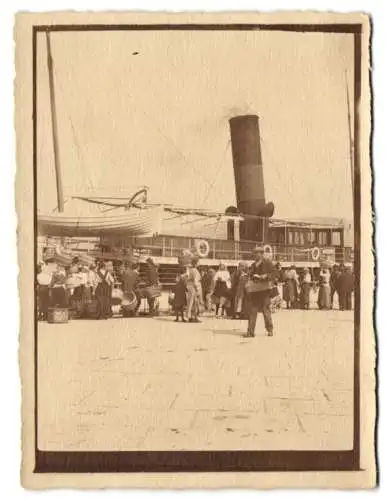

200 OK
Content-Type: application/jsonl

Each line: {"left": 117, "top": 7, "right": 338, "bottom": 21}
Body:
{"left": 229, "top": 114, "right": 273, "bottom": 241}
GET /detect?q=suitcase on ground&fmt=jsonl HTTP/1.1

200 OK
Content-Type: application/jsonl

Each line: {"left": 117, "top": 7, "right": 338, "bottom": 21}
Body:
{"left": 47, "top": 307, "right": 69, "bottom": 324}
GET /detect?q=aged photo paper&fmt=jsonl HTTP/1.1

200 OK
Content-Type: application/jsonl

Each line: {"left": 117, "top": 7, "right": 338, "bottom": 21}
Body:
{"left": 15, "top": 11, "right": 375, "bottom": 489}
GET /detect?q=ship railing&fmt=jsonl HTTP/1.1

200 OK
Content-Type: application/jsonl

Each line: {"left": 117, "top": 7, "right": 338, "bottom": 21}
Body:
{"left": 128, "top": 235, "right": 352, "bottom": 264}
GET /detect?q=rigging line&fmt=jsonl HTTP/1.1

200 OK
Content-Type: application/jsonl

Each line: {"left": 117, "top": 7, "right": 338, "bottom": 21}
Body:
{"left": 124, "top": 93, "right": 211, "bottom": 186}
{"left": 344, "top": 69, "right": 355, "bottom": 213}
{"left": 53, "top": 68, "right": 95, "bottom": 195}
{"left": 72, "top": 196, "right": 124, "bottom": 208}
{"left": 198, "top": 139, "right": 231, "bottom": 209}
{"left": 164, "top": 214, "right": 184, "bottom": 221}
{"left": 79, "top": 195, "right": 141, "bottom": 201}
{"left": 180, "top": 215, "right": 214, "bottom": 226}
{"left": 203, "top": 220, "right": 226, "bottom": 227}
{"left": 100, "top": 206, "right": 123, "bottom": 213}
{"left": 68, "top": 110, "right": 92, "bottom": 192}
{"left": 213, "top": 216, "right": 222, "bottom": 237}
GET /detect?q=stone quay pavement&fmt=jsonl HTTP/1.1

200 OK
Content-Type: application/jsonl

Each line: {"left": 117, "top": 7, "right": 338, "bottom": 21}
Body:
{"left": 38, "top": 309, "right": 354, "bottom": 451}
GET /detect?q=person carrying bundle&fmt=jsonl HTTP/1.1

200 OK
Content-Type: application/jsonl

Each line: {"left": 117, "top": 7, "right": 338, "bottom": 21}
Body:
{"left": 244, "top": 246, "right": 275, "bottom": 337}
{"left": 186, "top": 257, "right": 202, "bottom": 323}
{"left": 121, "top": 261, "right": 141, "bottom": 317}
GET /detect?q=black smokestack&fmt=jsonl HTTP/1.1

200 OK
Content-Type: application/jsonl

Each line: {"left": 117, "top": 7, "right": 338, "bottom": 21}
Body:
{"left": 229, "top": 114, "right": 273, "bottom": 241}
{"left": 229, "top": 115, "right": 265, "bottom": 214}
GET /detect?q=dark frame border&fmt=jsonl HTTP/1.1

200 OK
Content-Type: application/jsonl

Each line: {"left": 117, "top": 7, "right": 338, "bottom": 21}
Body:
{"left": 33, "top": 22, "right": 362, "bottom": 473}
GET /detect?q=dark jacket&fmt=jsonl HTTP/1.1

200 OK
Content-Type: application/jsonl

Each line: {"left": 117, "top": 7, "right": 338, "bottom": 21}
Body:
{"left": 249, "top": 259, "right": 275, "bottom": 279}
{"left": 249, "top": 259, "right": 275, "bottom": 292}
{"left": 174, "top": 276, "right": 188, "bottom": 308}
{"left": 338, "top": 270, "right": 354, "bottom": 293}
{"left": 121, "top": 269, "right": 139, "bottom": 294}
{"left": 146, "top": 262, "right": 159, "bottom": 286}
{"left": 330, "top": 270, "right": 341, "bottom": 289}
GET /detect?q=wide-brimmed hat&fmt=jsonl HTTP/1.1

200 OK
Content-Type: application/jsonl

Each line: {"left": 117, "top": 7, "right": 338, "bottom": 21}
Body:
{"left": 252, "top": 245, "right": 264, "bottom": 253}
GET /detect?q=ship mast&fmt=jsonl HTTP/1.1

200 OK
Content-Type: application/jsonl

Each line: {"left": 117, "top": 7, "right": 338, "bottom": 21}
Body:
{"left": 345, "top": 70, "right": 355, "bottom": 213}
{"left": 46, "top": 30, "right": 65, "bottom": 212}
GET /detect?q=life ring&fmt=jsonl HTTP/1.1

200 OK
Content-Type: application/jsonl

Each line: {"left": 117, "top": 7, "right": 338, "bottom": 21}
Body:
{"left": 311, "top": 247, "right": 321, "bottom": 261}
{"left": 263, "top": 244, "right": 273, "bottom": 256}
{"left": 195, "top": 239, "right": 210, "bottom": 258}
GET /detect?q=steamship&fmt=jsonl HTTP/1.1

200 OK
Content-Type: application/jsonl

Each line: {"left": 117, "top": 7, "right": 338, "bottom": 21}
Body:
{"left": 37, "top": 34, "right": 354, "bottom": 288}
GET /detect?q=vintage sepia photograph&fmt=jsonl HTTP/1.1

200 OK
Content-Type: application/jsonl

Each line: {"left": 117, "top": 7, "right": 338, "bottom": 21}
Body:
{"left": 15, "top": 11, "right": 375, "bottom": 489}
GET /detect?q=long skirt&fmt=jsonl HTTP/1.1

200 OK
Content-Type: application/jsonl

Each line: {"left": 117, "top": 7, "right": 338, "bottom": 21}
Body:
{"left": 234, "top": 285, "right": 245, "bottom": 314}
{"left": 70, "top": 285, "right": 93, "bottom": 318}
{"left": 38, "top": 285, "right": 50, "bottom": 320}
{"left": 213, "top": 281, "right": 229, "bottom": 299}
{"left": 299, "top": 282, "right": 311, "bottom": 309}
{"left": 283, "top": 279, "right": 298, "bottom": 308}
{"left": 95, "top": 282, "right": 112, "bottom": 319}
{"left": 318, "top": 284, "right": 331, "bottom": 309}
{"left": 186, "top": 285, "right": 199, "bottom": 319}
{"left": 50, "top": 286, "right": 67, "bottom": 308}
{"left": 174, "top": 287, "right": 187, "bottom": 310}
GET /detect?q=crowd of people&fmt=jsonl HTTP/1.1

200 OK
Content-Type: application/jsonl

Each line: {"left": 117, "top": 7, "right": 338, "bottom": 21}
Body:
{"left": 275, "top": 261, "right": 355, "bottom": 311}
{"left": 36, "top": 256, "right": 162, "bottom": 321}
{"left": 37, "top": 246, "right": 354, "bottom": 337}
{"left": 169, "top": 246, "right": 355, "bottom": 337}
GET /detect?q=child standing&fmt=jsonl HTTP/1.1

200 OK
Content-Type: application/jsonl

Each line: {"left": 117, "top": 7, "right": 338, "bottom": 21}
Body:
{"left": 174, "top": 267, "right": 188, "bottom": 322}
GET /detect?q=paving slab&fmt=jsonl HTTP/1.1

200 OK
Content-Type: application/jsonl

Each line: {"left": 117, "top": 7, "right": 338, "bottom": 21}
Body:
{"left": 37, "top": 310, "right": 354, "bottom": 451}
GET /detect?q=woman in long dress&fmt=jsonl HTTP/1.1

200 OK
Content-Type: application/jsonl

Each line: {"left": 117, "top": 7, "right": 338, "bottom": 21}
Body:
{"left": 318, "top": 267, "right": 331, "bottom": 310}
{"left": 66, "top": 267, "right": 83, "bottom": 317}
{"left": 95, "top": 261, "right": 115, "bottom": 319}
{"left": 231, "top": 262, "right": 249, "bottom": 318}
{"left": 37, "top": 263, "right": 52, "bottom": 320}
{"left": 50, "top": 264, "right": 68, "bottom": 308}
{"left": 283, "top": 266, "right": 299, "bottom": 309}
{"left": 186, "top": 258, "right": 202, "bottom": 323}
{"left": 213, "top": 262, "right": 231, "bottom": 318}
{"left": 299, "top": 267, "right": 312, "bottom": 309}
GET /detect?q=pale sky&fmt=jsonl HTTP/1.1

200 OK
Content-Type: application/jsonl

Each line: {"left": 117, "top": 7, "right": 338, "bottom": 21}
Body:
{"left": 36, "top": 29, "right": 354, "bottom": 220}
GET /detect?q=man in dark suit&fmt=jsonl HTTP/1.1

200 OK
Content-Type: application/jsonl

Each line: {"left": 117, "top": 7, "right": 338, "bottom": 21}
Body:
{"left": 245, "top": 246, "right": 275, "bottom": 337}
{"left": 337, "top": 264, "right": 355, "bottom": 310}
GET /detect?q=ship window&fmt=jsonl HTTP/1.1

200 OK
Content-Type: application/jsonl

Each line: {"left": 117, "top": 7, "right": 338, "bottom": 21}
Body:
{"left": 309, "top": 230, "right": 317, "bottom": 245}
{"left": 290, "top": 231, "right": 305, "bottom": 245}
{"left": 318, "top": 231, "right": 328, "bottom": 245}
{"left": 268, "top": 228, "right": 284, "bottom": 244}
{"left": 332, "top": 231, "right": 342, "bottom": 246}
